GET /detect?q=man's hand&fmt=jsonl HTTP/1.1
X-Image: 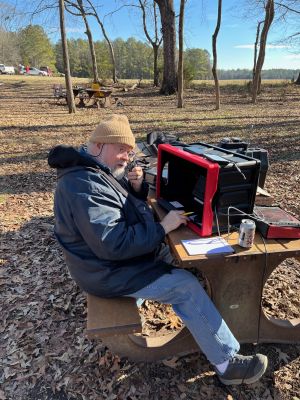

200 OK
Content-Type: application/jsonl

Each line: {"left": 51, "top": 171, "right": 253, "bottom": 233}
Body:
{"left": 160, "top": 210, "right": 188, "bottom": 234}
{"left": 128, "top": 166, "right": 144, "bottom": 192}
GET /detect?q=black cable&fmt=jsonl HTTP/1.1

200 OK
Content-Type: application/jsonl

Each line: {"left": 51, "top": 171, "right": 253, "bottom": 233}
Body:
{"left": 90, "top": 143, "right": 105, "bottom": 159}
{"left": 239, "top": 232, "right": 268, "bottom": 388}
{"left": 238, "top": 234, "right": 268, "bottom": 388}
{"left": 257, "top": 232, "right": 268, "bottom": 346}
{"left": 224, "top": 206, "right": 269, "bottom": 343}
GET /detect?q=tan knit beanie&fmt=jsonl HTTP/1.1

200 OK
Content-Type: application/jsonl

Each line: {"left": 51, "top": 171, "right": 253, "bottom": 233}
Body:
{"left": 89, "top": 114, "right": 135, "bottom": 148}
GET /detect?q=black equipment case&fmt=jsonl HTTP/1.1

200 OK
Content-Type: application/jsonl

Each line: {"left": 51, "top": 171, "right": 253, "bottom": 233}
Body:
{"left": 157, "top": 142, "right": 261, "bottom": 234}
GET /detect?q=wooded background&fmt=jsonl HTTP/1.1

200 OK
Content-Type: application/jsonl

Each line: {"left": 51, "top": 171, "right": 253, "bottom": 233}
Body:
{"left": 1, "top": 0, "right": 300, "bottom": 82}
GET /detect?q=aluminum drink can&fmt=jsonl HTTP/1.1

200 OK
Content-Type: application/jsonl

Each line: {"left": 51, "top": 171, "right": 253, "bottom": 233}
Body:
{"left": 238, "top": 219, "right": 256, "bottom": 248}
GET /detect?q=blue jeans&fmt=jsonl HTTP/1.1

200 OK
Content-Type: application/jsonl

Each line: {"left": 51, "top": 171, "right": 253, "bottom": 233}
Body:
{"left": 126, "top": 268, "right": 240, "bottom": 365}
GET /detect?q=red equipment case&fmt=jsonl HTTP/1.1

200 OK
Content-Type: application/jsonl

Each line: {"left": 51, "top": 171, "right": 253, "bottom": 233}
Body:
{"left": 254, "top": 206, "right": 300, "bottom": 239}
{"left": 156, "top": 143, "right": 260, "bottom": 237}
{"left": 156, "top": 144, "right": 220, "bottom": 237}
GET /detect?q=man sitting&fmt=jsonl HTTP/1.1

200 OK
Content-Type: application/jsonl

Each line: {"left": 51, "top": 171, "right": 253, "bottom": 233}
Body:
{"left": 48, "top": 114, "right": 268, "bottom": 385}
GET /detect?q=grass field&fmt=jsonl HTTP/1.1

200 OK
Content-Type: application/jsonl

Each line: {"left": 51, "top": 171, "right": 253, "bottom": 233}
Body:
{"left": 0, "top": 75, "right": 300, "bottom": 400}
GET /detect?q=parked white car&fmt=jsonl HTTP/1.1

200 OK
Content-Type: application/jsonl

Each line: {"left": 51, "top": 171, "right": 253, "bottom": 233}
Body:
{"left": 0, "top": 64, "right": 15, "bottom": 74}
{"left": 25, "top": 67, "right": 47, "bottom": 76}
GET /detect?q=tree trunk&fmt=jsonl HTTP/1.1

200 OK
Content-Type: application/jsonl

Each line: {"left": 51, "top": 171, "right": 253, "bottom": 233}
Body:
{"left": 153, "top": 1, "right": 161, "bottom": 87}
{"left": 253, "top": 20, "right": 263, "bottom": 82}
{"left": 102, "top": 26, "right": 117, "bottom": 83}
{"left": 153, "top": 44, "right": 159, "bottom": 86}
{"left": 155, "top": 0, "right": 177, "bottom": 95}
{"left": 77, "top": 0, "right": 99, "bottom": 83}
{"left": 212, "top": 0, "right": 222, "bottom": 110}
{"left": 295, "top": 72, "right": 300, "bottom": 84}
{"left": 177, "top": 0, "right": 185, "bottom": 108}
{"left": 59, "top": 0, "right": 76, "bottom": 113}
{"left": 86, "top": 0, "right": 117, "bottom": 83}
{"left": 139, "top": 0, "right": 162, "bottom": 87}
{"left": 252, "top": 0, "right": 274, "bottom": 104}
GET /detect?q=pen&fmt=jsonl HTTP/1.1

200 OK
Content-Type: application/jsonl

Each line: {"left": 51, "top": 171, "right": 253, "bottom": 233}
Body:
{"left": 182, "top": 211, "right": 195, "bottom": 216}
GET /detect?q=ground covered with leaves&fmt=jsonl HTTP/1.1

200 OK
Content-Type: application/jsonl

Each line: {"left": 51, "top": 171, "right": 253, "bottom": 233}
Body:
{"left": 0, "top": 76, "right": 300, "bottom": 400}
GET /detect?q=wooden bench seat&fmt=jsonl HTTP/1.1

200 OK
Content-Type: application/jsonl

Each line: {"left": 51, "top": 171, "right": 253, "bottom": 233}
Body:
{"left": 53, "top": 84, "right": 67, "bottom": 102}
{"left": 86, "top": 294, "right": 142, "bottom": 338}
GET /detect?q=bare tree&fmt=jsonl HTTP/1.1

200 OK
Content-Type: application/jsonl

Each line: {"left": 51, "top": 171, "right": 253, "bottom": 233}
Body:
{"left": 252, "top": 0, "right": 275, "bottom": 104}
{"left": 253, "top": 20, "right": 264, "bottom": 82}
{"left": 250, "top": 19, "right": 264, "bottom": 94}
{"left": 65, "top": 0, "right": 117, "bottom": 83}
{"left": 0, "top": 1, "right": 26, "bottom": 63}
{"left": 85, "top": 0, "right": 117, "bottom": 83}
{"left": 212, "top": 0, "right": 222, "bottom": 110}
{"left": 65, "top": 0, "right": 99, "bottom": 83}
{"left": 154, "top": 0, "right": 177, "bottom": 95}
{"left": 275, "top": 0, "right": 300, "bottom": 16}
{"left": 59, "top": 0, "right": 76, "bottom": 113}
{"left": 138, "top": 0, "right": 162, "bottom": 87}
{"left": 77, "top": 0, "right": 99, "bottom": 82}
{"left": 0, "top": 28, "right": 20, "bottom": 64}
{"left": 274, "top": 0, "right": 300, "bottom": 72}
{"left": 177, "top": 0, "right": 185, "bottom": 108}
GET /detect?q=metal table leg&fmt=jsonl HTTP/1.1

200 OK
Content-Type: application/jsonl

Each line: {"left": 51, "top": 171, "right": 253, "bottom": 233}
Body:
{"left": 259, "top": 253, "right": 300, "bottom": 343}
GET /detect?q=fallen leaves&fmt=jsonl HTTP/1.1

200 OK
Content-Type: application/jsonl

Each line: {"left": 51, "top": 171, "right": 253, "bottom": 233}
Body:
{"left": 0, "top": 77, "right": 300, "bottom": 400}
{"left": 274, "top": 347, "right": 290, "bottom": 364}
{"left": 162, "top": 356, "right": 180, "bottom": 369}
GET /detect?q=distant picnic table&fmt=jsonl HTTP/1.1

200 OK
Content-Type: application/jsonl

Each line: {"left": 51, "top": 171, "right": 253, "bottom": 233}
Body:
{"left": 73, "top": 86, "right": 113, "bottom": 108}
{"left": 53, "top": 84, "right": 113, "bottom": 108}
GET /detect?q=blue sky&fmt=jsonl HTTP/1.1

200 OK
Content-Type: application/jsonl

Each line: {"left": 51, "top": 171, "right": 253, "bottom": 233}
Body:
{"left": 5, "top": 0, "right": 300, "bottom": 69}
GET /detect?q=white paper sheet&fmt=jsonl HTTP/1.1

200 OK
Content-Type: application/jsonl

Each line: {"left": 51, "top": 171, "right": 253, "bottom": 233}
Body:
{"left": 181, "top": 237, "right": 234, "bottom": 256}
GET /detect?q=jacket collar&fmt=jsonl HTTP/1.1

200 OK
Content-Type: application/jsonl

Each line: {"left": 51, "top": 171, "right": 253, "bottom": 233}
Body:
{"left": 48, "top": 145, "right": 111, "bottom": 175}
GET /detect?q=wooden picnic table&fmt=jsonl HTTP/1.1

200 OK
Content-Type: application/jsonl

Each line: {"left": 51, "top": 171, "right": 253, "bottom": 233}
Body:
{"left": 150, "top": 198, "right": 300, "bottom": 342}
{"left": 86, "top": 196, "right": 300, "bottom": 362}
{"left": 86, "top": 144, "right": 300, "bottom": 361}
{"left": 72, "top": 87, "right": 113, "bottom": 108}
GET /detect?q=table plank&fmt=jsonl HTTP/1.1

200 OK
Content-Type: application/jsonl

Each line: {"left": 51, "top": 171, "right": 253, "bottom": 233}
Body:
{"left": 149, "top": 198, "right": 300, "bottom": 264}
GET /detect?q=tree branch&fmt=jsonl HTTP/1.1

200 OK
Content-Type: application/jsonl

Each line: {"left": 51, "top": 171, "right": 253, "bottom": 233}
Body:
{"left": 275, "top": 1, "right": 300, "bottom": 14}
{"left": 64, "top": 0, "right": 82, "bottom": 16}
{"left": 139, "top": 0, "right": 156, "bottom": 46}
{"left": 102, "top": 3, "right": 140, "bottom": 21}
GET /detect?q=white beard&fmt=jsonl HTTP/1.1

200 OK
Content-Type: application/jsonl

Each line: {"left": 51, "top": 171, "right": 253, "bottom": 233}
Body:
{"left": 112, "top": 167, "right": 126, "bottom": 180}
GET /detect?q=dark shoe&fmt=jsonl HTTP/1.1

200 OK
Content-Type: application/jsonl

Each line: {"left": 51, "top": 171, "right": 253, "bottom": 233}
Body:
{"left": 217, "top": 353, "right": 268, "bottom": 385}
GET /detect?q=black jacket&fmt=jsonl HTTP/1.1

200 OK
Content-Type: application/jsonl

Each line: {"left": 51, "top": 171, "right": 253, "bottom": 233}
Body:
{"left": 48, "top": 145, "right": 172, "bottom": 297}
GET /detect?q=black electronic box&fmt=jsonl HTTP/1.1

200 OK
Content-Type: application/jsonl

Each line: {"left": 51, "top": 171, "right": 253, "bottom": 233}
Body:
{"left": 157, "top": 142, "right": 261, "bottom": 234}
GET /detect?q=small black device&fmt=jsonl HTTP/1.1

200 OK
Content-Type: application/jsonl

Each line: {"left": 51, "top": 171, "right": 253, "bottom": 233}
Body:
{"left": 146, "top": 131, "right": 181, "bottom": 155}
{"left": 218, "top": 137, "right": 248, "bottom": 152}
{"left": 157, "top": 198, "right": 185, "bottom": 212}
{"left": 203, "top": 154, "right": 231, "bottom": 165}
{"left": 218, "top": 137, "right": 269, "bottom": 188}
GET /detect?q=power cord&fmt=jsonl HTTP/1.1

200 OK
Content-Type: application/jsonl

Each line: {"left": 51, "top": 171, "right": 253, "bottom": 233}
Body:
{"left": 222, "top": 205, "right": 269, "bottom": 347}
{"left": 257, "top": 232, "right": 268, "bottom": 345}
{"left": 215, "top": 205, "right": 268, "bottom": 239}
{"left": 214, "top": 205, "right": 221, "bottom": 237}
{"left": 232, "top": 162, "right": 247, "bottom": 180}
{"left": 222, "top": 209, "right": 269, "bottom": 387}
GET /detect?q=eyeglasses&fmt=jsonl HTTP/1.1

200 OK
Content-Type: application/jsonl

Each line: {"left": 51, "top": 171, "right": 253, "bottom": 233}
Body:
{"left": 118, "top": 146, "right": 136, "bottom": 159}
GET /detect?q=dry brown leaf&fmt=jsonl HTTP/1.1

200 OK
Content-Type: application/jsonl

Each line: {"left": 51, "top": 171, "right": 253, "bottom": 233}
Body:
{"left": 168, "top": 314, "right": 182, "bottom": 329}
{"left": 162, "top": 356, "right": 179, "bottom": 369}
{"left": 274, "top": 347, "right": 290, "bottom": 364}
